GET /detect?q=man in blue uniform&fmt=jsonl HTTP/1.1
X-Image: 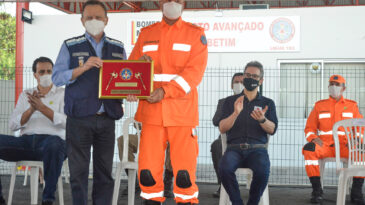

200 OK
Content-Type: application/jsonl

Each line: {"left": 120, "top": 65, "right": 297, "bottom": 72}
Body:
{"left": 52, "top": 1, "right": 125, "bottom": 204}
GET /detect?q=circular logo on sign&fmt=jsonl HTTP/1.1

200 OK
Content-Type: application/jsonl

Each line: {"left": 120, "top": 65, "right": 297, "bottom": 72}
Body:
{"left": 120, "top": 68, "right": 133, "bottom": 81}
{"left": 270, "top": 18, "right": 295, "bottom": 44}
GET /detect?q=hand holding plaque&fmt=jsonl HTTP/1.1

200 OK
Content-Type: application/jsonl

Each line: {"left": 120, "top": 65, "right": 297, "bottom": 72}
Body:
{"left": 99, "top": 60, "right": 154, "bottom": 99}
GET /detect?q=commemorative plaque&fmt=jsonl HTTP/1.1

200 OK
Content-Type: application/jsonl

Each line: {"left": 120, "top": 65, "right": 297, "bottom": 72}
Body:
{"left": 99, "top": 60, "right": 154, "bottom": 99}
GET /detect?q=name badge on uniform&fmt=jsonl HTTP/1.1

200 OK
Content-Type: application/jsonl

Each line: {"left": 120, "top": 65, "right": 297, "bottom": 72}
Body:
{"left": 78, "top": 56, "right": 84, "bottom": 67}
{"left": 254, "top": 106, "right": 262, "bottom": 111}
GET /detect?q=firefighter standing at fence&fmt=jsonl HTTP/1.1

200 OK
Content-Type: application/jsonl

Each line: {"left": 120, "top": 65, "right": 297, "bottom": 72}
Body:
{"left": 127, "top": 0, "right": 208, "bottom": 204}
{"left": 303, "top": 75, "right": 364, "bottom": 204}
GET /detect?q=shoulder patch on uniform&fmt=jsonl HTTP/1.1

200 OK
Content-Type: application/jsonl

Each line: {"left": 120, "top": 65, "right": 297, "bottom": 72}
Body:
{"left": 65, "top": 35, "right": 86, "bottom": 47}
{"left": 346, "top": 99, "right": 357, "bottom": 104}
{"left": 105, "top": 37, "right": 124, "bottom": 48}
{"left": 315, "top": 99, "right": 329, "bottom": 106}
{"left": 186, "top": 22, "right": 203, "bottom": 30}
{"left": 141, "top": 22, "right": 160, "bottom": 31}
{"left": 200, "top": 35, "right": 207, "bottom": 45}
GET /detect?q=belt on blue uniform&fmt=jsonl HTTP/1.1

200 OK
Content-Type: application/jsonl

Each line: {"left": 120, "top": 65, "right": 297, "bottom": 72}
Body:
{"left": 227, "top": 143, "right": 267, "bottom": 150}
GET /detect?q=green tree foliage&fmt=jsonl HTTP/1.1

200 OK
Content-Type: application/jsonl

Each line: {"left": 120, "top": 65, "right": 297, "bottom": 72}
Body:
{"left": 0, "top": 12, "right": 16, "bottom": 80}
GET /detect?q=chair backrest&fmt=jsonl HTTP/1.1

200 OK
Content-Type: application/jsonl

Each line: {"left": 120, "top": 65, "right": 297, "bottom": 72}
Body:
{"left": 333, "top": 118, "right": 365, "bottom": 171}
{"left": 121, "top": 117, "right": 142, "bottom": 163}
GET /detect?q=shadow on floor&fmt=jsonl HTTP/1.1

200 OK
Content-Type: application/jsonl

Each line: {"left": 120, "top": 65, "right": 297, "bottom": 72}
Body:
{"left": 0, "top": 175, "right": 356, "bottom": 205}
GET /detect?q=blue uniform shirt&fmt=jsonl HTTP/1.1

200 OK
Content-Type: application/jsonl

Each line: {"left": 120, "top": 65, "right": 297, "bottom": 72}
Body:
{"left": 53, "top": 32, "right": 107, "bottom": 113}
{"left": 221, "top": 91, "right": 278, "bottom": 144}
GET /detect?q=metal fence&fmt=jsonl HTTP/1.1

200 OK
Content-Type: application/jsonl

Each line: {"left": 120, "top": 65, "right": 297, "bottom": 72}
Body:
{"left": 0, "top": 63, "right": 364, "bottom": 187}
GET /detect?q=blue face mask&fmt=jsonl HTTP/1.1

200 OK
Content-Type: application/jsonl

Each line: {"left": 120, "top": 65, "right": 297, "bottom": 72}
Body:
{"left": 243, "top": 78, "right": 259, "bottom": 91}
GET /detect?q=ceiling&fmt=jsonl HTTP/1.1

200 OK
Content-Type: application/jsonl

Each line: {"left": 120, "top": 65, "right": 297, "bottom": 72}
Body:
{"left": 4, "top": 0, "right": 365, "bottom": 14}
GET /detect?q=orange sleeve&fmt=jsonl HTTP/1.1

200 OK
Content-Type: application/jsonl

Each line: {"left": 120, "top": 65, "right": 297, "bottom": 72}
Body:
{"left": 162, "top": 29, "right": 208, "bottom": 99}
{"left": 305, "top": 104, "right": 319, "bottom": 142}
{"left": 354, "top": 103, "right": 363, "bottom": 119}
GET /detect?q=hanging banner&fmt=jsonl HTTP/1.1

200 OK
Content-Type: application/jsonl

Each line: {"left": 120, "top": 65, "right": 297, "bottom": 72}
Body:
{"left": 128, "top": 16, "right": 300, "bottom": 53}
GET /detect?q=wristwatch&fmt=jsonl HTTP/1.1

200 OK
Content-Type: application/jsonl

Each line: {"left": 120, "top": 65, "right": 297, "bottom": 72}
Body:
{"left": 259, "top": 118, "right": 266, "bottom": 124}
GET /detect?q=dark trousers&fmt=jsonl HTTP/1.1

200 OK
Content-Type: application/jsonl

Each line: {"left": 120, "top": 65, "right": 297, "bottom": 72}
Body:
{"left": 0, "top": 134, "right": 66, "bottom": 202}
{"left": 66, "top": 115, "right": 115, "bottom": 205}
{"left": 219, "top": 147, "right": 270, "bottom": 205}
{"left": 210, "top": 136, "right": 222, "bottom": 185}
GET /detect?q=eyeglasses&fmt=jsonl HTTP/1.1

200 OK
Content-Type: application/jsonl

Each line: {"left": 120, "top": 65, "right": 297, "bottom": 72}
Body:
{"left": 243, "top": 73, "right": 261, "bottom": 79}
{"left": 38, "top": 70, "right": 52, "bottom": 75}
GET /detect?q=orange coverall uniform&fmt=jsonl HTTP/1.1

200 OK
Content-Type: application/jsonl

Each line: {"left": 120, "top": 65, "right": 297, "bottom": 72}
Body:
{"left": 303, "top": 96, "right": 363, "bottom": 177}
{"left": 129, "top": 17, "right": 208, "bottom": 203}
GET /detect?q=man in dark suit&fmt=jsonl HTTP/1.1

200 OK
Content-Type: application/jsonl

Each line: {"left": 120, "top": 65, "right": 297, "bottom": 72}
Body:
{"left": 210, "top": 72, "right": 243, "bottom": 197}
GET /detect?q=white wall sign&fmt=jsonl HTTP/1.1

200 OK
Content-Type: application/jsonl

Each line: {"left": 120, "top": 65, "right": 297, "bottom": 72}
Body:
{"left": 129, "top": 16, "right": 300, "bottom": 53}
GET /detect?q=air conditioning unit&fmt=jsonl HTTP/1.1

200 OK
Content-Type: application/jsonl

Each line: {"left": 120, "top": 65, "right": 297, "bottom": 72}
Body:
{"left": 239, "top": 4, "right": 269, "bottom": 10}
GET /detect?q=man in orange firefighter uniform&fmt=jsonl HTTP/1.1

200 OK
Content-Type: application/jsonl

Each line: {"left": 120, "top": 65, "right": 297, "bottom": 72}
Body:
{"left": 127, "top": 0, "right": 208, "bottom": 204}
{"left": 303, "top": 75, "right": 364, "bottom": 204}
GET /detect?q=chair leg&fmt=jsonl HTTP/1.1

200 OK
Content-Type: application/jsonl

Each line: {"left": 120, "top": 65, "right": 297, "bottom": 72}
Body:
{"left": 246, "top": 172, "right": 252, "bottom": 189}
{"left": 319, "top": 160, "right": 325, "bottom": 190}
{"left": 63, "top": 161, "right": 70, "bottom": 184}
{"left": 7, "top": 165, "right": 17, "bottom": 205}
{"left": 336, "top": 171, "right": 348, "bottom": 205}
{"left": 259, "top": 185, "right": 270, "bottom": 205}
{"left": 30, "top": 166, "right": 40, "bottom": 205}
{"left": 128, "top": 169, "right": 137, "bottom": 205}
{"left": 112, "top": 163, "right": 123, "bottom": 205}
{"left": 219, "top": 184, "right": 232, "bottom": 205}
{"left": 23, "top": 166, "right": 28, "bottom": 186}
{"left": 58, "top": 176, "right": 64, "bottom": 205}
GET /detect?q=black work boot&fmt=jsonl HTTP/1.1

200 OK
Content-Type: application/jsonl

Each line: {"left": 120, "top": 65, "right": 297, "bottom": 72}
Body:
{"left": 351, "top": 178, "right": 365, "bottom": 205}
{"left": 142, "top": 200, "right": 162, "bottom": 205}
{"left": 0, "top": 196, "right": 6, "bottom": 205}
{"left": 177, "top": 203, "right": 199, "bottom": 205}
{"left": 309, "top": 177, "right": 323, "bottom": 204}
{"left": 164, "top": 169, "right": 174, "bottom": 198}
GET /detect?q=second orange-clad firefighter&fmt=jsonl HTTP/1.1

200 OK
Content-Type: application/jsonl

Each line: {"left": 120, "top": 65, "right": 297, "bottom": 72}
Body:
{"left": 127, "top": 0, "right": 208, "bottom": 204}
{"left": 303, "top": 75, "right": 364, "bottom": 204}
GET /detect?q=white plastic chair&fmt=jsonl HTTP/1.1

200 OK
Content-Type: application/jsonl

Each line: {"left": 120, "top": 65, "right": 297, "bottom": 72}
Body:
{"left": 333, "top": 118, "right": 365, "bottom": 205}
{"left": 319, "top": 157, "right": 348, "bottom": 190}
{"left": 8, "top": 161, "right": 64, "bottom": 205}
{"left": 219, "top": 133, "right": 270, "bottom": 205}
{"left": 112, "top": 117, "right": 142, "bottom": 205}
{"left": 23, "top": 159, "right": 70, "bottom": 186}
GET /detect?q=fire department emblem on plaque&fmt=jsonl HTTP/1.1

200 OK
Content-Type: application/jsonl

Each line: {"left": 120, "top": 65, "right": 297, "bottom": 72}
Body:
{"left": 120, "top": 68, "right": 133, "bottom": 81}
{"left": 270, "top": 18, "right": 295, "bottom": 44}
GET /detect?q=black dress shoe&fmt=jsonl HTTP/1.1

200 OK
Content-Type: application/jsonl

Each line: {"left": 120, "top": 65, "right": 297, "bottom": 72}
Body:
{"left": 212, "top": 186, "right": 220, "bottom": 198}
{"left": 0, "top": 196, "right": 6, "bottom": 205}
{"left": 42, "top": 200, "right": 53, "bottom": 205}
{"left": 142, "top": 200, "right": 162, "bottom": 205}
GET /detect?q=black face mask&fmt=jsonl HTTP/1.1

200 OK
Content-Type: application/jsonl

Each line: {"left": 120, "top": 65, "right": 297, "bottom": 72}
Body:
{"left": 243, "top": 77, "right": 260, "bottom": 91}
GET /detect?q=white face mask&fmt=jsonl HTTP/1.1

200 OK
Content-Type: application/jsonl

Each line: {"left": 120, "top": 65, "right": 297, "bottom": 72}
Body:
{"left": 84, "top": 19, "right": 105, "bottom": 36}
{"left": 232, "top": 83, "right": 244, "bottom": 95}
{"left": 163, "top": 2, "right": 182, "bottom": 20}
{"left": 328, "top": 85, "right": 342, "bottom": 98}
{"left": 39, "top": 74, "right": 53, "bottom": 88}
